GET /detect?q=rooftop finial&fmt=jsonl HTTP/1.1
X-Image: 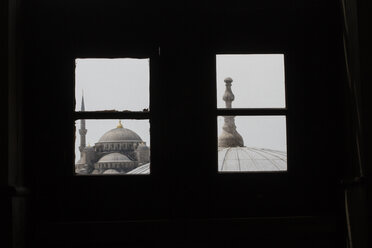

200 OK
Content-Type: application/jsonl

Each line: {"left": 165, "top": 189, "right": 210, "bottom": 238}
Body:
{"left": 223, "top": 77, "right": 234, "bottom": 109}
{"left": 117, "top": 120, "right": 123, "bottom": 128}
{"left": 218, "top": 77, "right": 244, "bottom": 147}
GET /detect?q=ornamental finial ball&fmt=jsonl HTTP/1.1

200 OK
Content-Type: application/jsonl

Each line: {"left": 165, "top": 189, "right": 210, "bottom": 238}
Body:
{"left": 224, "top": 77, "right": 233, "bottom": 84}
{"left": 117, "top": 120, "right": 123, "bottom": 128}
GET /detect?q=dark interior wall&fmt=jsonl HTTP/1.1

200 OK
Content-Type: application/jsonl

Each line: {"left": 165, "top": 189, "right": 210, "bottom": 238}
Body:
{"left": 358, "top": 0, "right": 372, "bottom": 217}
{"left": 348, "top": 0, "right": 372, "bottom": 247}
{"left": 5, "top": 0, "right": 364, "bottom": 247}
{"left": 1, "top": 0, "right": 10, "bottom": 247}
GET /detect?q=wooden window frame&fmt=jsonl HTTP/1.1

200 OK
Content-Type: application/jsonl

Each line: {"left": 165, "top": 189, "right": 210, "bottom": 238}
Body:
{"left": 72, "top": 54, "right": 158, "bottom": 176}
{"left": 214, "top": 53, "right": 289, "bottom": 174}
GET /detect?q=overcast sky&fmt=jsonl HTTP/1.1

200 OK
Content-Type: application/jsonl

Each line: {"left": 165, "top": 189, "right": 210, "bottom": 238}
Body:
{"left": 216, "top": 54, "right": 285, "bottom": 108}
{"left": 216, "top": 54, "right": 286, "bottom": 152}
{"left": 75, "top": 56, "right": 286, "bottom": 162}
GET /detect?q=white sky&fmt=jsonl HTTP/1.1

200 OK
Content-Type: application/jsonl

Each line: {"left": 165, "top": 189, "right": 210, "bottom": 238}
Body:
{"left": 75, "top": 56, "right": 286, "bottom": 162}
{"left": 75, "top": 58, "right": 149, "bottom": 111}
{"left": 217, "top": 116, "right": 287, "bottom": 152}
{"left": 216, "top": 54, "right": 287, "bottom": 152}
{"left": 216, "top": 54, "right": 285, "bottom": 108}
{"left": 75, "top": 58, "right": 150, "bottom": 162}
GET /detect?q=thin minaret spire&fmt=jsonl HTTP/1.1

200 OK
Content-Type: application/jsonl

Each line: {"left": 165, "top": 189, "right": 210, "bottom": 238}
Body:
{"left": 79, "top": 93, "right": 87, "bottom": 155}
{"left": 81, "top": 89, "right": 85, "bottom": 111}
{"left": 218, "top": 77, "right": 244, "bottom": 147}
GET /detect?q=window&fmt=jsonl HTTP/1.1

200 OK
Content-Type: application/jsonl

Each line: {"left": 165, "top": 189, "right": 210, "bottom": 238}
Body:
{"left": 216, "top": 54, "right": 287, "bottom": 172}
{"left": 74, "top": 58, "right": 151, "bottom": 175}
{"left": 19, "top": 3, "right": 350, "bottom": 246}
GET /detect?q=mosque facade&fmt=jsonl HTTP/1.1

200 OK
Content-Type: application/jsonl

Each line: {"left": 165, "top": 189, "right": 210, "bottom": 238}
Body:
{"left": 75, "top": 97, "right": 150, "bottom": 175}
{"left": 75, "top": 77, "right": 286, "bottom": 175}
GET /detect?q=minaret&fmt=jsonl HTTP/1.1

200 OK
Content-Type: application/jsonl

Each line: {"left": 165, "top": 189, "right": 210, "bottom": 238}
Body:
{"left": 218, "top": 77, "right": 244, "bottom": 147}
{"left": 79, "top": 94, "right": 87, "bottom": 155}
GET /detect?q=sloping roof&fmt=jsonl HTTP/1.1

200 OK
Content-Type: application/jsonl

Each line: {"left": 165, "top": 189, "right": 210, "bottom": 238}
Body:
{"left": 127, "top": 163, "right": 150, "bottom": 174}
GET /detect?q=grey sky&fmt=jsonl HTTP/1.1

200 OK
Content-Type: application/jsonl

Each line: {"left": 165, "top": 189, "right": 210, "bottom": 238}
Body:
{"left": 75, "top": 58, "right": 149, "bottom": 111}
{"left": 217, "top": 116, "right": 287, "bottom": 152}
{"left": 216, "top": 54, "right": 285, "bottom": 108}
{"left": 75, "top": 56, "right": 286, "bottom": 162}
{"left": 75, "top": 58, "right": 150, "bottom": 162}
{"left": 217, "top": 54, "right": 286, "bottom": 152}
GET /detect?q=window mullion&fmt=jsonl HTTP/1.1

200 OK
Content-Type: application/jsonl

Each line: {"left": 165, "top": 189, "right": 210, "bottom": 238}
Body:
{"left": 74, "top": 111, "right": 150, "bottom": 120}
{"left": 216, "top": 108, "right": 287, "bottom": 116}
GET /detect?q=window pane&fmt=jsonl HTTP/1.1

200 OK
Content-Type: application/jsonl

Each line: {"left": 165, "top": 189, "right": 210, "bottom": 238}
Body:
{"left": 216, "top": 54, "right": 285, "bottom": 108}
{"left": 217, "top": 116, "right": 287, "bottom": 172}
{"left": 75, "top": 58, "right": 149, "bottom": 111}
{"left": 75, "top": 119, "right": 150, "bottom": 175}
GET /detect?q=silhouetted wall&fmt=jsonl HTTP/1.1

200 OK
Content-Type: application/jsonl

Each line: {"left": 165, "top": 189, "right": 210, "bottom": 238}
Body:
{"left": 3, "top": 1, "right": 371, "bottom": 248}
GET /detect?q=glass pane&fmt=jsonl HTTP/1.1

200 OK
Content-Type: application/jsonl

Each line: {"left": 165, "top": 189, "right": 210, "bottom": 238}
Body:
{"left": 216, "top": 54, "right": 285, "bottom": 108}
{"left": 75, "top": 58, "right": 149, "bottom": 111}
{"left": 75, "top": 119, "right": 150, "bottom": 175}
{"left": 217, "top": 116, "right": 287, "bottom": 172}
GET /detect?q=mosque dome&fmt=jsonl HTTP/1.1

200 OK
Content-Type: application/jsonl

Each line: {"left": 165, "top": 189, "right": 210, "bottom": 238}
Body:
{"left": 217, "top": 77, "right": 287, "bottom": 172}
{"left": 103, "top": 169, "right": 120, "bottom": 174}
{"left": 98, "top": 127, "right": 142, "bottom": 143}
{"left": 95, "top": 152, "right": 138, "bottom": 174}
{"left": 218, "top": 147, "right": 287, "bottom": 172}
{"left": 97, "top": 153, "right": 131, "bottom": 163}
{"left": 75, "top": 99, "right": 146, "bottom": 175}
{"left": 136, "top": 142, "right": 149, "bottom": 151}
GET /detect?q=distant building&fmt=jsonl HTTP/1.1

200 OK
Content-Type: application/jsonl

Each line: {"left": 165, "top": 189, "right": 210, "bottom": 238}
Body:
{"left": 76, "top": 77, "right": 286, "bottom": 174}
{"left": 217, "top": 77, "right": 287, "bottom": 172}
{"left": 120, "top": 77, "right": 287, "bottom": 174}
{"left": 75, "top": 96, "right": 150, "bottom": 175}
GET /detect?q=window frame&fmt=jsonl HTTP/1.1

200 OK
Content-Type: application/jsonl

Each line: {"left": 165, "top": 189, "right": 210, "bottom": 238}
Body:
{"left": 215, "top": 53, "right": 289, "bottom": 174}
{"left": 72, "top": 54, "right": 158, "bottom": 176}
{"left": 20, "top": 3, "right": 348, "bottom": 241}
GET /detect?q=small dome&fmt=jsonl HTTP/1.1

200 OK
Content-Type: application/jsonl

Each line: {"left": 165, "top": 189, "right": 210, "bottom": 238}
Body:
{"left": 103, "top": 169, "right": 120, "bottom": 174}
{"left": 98, "top": 127, "right": 142, "bottom": 143}
{"left": 98, "top": 153, "right": 131, "bottom": 163}
{"left": 136, "top": 143, "right": 149, "bottom": 151}
{"left": 219, "top": 147, "right": 287, "bottom": 172}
